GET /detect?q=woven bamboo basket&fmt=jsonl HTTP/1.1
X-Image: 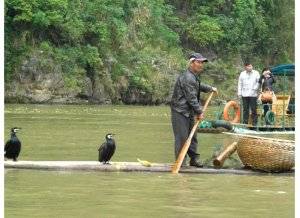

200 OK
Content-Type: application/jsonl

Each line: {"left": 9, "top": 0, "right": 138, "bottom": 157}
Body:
{"left": 230, "top": 134, "right": 294, "bottom": 172}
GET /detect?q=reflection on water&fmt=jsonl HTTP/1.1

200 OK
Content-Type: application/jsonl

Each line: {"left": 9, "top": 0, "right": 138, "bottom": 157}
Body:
{"left": 4, "top": 104, "right": 295, "bottom": 218}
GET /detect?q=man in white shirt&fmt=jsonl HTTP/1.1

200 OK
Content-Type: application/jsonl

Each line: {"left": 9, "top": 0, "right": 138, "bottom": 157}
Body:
{"left": 238, "top": 63, "right": 260, "bottom": 126}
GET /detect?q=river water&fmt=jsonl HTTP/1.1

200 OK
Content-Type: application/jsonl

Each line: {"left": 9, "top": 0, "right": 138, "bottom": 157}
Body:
{"left": 4, "top": 104, "right": 294, "bottom": 217}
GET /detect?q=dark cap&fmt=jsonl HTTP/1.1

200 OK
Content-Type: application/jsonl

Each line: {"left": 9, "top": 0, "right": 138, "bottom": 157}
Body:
{"left": 189, "top": 53, "right": 208, "bottom": 62}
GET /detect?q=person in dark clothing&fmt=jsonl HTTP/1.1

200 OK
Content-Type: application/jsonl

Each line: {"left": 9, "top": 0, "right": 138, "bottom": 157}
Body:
{"left": 170, "top": 53, "right": 217, "bottom": 167}
{"left": 258, "top": 67, "right": 276, "bottom": 120}
{"left": 259, "top": 67, "right": 276, "bottom": 92}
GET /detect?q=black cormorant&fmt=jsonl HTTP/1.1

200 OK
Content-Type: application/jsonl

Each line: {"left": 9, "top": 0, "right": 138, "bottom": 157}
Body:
{"left": 98, "top": 133, "right": 116, "bottom": 164}
{"left": 4, "top": 127, "right": 22, "bottom": 161}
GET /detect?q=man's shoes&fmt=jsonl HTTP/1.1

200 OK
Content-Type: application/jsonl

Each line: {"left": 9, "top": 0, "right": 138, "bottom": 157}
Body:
{"left": 189, "top": 158, "right": 204, "bottom": 168}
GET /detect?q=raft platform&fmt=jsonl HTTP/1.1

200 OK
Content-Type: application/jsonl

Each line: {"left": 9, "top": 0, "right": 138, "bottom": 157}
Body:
{"left": 4, "top": 161, "right": 294, "bottom": 176}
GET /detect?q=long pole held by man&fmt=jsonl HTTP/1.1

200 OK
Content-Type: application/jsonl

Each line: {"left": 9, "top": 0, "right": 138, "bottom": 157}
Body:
{"left": 170, "top": 53, "right": 217, "bottom": 173}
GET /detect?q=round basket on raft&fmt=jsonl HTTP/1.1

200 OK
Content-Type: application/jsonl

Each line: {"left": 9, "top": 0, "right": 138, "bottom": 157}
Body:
{"left": 232, "top": 134, "right": 294, "bottom": 172}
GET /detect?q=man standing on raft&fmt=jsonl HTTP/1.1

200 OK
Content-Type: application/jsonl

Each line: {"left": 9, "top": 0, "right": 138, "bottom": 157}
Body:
{"left": 238, "top": 62, "right": 260, "bottom": 126}
{"left": 170, "top": 53, "right": 217, "bottom": 167}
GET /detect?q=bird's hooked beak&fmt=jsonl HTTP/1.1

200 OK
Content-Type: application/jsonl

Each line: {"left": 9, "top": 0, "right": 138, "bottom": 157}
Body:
{"left": 13, "top": 127, "right": 22, "bottom": 133}
{"left": 107, "top": 133, "right": 115, "bottom": 139}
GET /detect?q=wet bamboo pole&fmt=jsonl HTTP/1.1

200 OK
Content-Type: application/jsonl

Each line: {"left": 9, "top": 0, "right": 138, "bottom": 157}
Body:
{"left": 213, "top": 142, "right": 238, "bottom": 168}
{"left": 5, "top": 161, "right": 293, "bottom": 175}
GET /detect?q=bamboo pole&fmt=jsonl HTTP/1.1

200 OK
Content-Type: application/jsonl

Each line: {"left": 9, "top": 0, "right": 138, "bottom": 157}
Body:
{"left": 5, "top": 161, "right": 293, "bottom": 175}
{"left": 171, "top": 92, "right": 215, "bottom": 174}
{"left": 213, "top": 142, "right": 238, "bottom": 168}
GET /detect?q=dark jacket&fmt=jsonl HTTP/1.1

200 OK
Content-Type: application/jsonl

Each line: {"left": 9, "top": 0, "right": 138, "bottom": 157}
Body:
{"left": 171, "top": 69, "right": 212, "bottom": 117}
{"left": 259, "top": 74, "right": 276, "bottom": 91}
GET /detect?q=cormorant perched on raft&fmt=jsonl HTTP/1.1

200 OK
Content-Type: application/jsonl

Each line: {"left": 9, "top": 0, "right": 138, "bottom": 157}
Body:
{"left": 5, "top": 127, "right": 22, "bottom": 161}
{"left": 98, "top": 133, "right": 116, "bottom": 164}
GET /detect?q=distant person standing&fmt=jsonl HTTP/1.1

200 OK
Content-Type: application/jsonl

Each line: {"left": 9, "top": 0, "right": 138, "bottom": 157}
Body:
{"left": 258, "top": 67, "right": 276, "bottom": 117}
{"left": 238, "top": 63, "right": 260, "bottom": 126}
{"left": 259, "top": 67, "right": 276, "bottom": 93}
{"left": 170, "top": 53, "right": 217, "bottom": 167}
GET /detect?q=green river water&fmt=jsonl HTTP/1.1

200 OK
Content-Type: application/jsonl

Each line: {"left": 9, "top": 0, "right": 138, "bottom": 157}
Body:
{"left": 4, "top": 104, "right": 294, "bottom": 218}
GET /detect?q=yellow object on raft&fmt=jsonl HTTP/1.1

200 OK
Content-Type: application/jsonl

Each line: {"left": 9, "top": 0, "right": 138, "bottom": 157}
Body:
{"left": 137, "top": 158, "right": 152, "bottom": 167}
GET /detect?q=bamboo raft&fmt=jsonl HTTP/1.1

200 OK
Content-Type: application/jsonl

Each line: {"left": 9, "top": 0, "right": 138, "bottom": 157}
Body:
{"left": 4, "top": 161, "right": 294, "bottom": 176}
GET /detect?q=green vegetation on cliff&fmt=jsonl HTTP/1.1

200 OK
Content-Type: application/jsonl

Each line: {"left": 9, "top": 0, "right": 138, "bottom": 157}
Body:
{"left": 5, "top": 0, "right": 294, "bottom": 104}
